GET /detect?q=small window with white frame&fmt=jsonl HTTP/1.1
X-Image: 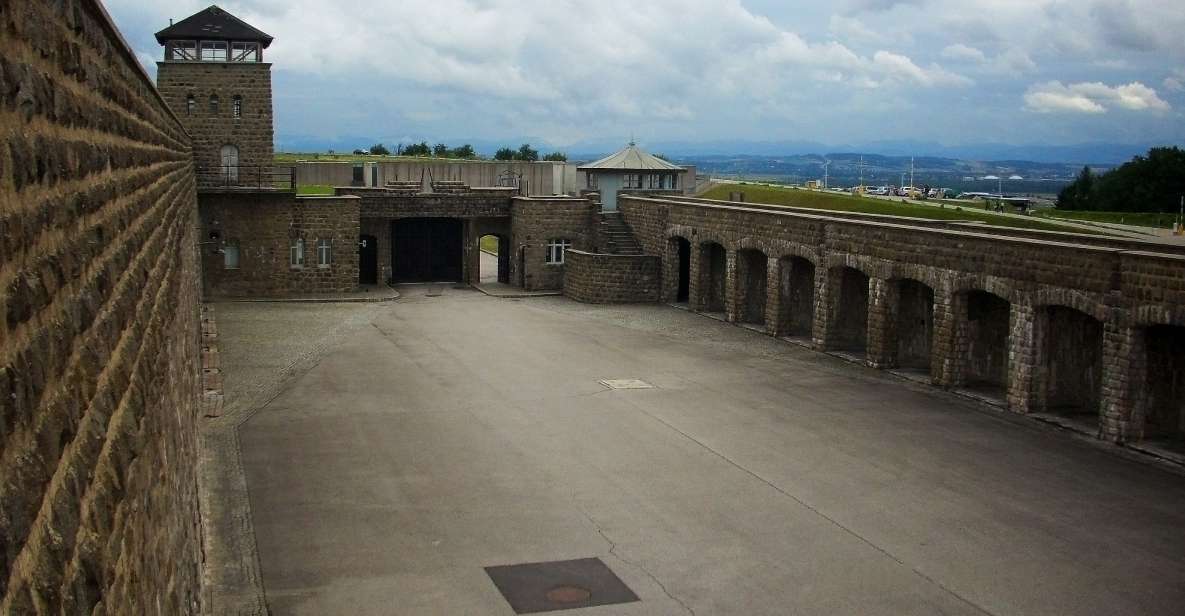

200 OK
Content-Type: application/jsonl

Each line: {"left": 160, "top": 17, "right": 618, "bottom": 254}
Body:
{"left": 290, "top": 238, "right": 305, "bottom": 268}
{"left": 545, "top": 238, "right": 571, "bottom": 265}
{"left": 200, "top": 41, "right": 228, "bottom": 61}
{"left": 317, "top": 238, "right": 332, "bottom": 267}
{"left": 223, "top": 240, "right": 240, "bottom": 269}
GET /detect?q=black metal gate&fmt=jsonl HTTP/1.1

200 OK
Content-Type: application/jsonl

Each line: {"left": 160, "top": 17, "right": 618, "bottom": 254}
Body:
{"left": 391, "top": 218, "right": 463, "bottom": 282}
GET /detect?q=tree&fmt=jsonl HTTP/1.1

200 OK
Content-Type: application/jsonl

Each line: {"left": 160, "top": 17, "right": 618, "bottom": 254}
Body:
{"left": 368, "top": 143, "right": 390, "bottom": 156}
{"left": 1056, "top": 148, "right": 1185, "bottom": 212}
{"left": 433, "top": 143, "right": 450, "bottom": 157}
{"left": 451, "top": 144, "right": 476, "bottom": 159}
{"left": 542, "top": 152, "right": 567, "bottom": 162}
{"left": 403, "top": 141, "right": 431, "bottom": 157}
{"left": 516, "top": 143, "right": 539, "bottom": 162}
{"left": 494, "top": 147, "right": 516, "bottom": 161}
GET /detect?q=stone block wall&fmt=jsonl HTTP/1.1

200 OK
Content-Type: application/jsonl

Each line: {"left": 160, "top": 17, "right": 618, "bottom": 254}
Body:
{"left": 199, "top": 193, "right": 361, "bottom": 296}
{"left": 157, "top": 61, "right": 274, "bottom": 180}
{"left": 1, "top": 0, "right": 202, "bottom": 613}
{"left": 563, "top": 251, "right": 661, "bottom": 303}
{"left": 511, "top": 197, "right": 596, "bottom": 291}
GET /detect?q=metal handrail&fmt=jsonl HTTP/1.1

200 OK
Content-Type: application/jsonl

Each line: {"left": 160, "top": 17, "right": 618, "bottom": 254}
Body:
{"left": 197, "top": 165, "right": 295, "bottom": 190}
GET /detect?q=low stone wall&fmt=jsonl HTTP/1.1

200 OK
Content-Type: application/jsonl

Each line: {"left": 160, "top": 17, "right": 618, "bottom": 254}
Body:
{"left": 1, "top": 0, "right": 202, "bottom": 612}
{"left": 563, "top": 251, "right": 661, "bottom": 303}
{"left": 511, "top": 197, "right": 596, "bottom": 291}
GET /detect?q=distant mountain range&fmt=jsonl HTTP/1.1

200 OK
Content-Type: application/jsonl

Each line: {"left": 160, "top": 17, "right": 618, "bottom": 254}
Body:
{"left": 276, "top": 133, "right": 1176, "bottom": 168}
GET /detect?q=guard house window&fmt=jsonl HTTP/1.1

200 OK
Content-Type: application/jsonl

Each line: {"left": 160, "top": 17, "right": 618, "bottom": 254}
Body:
{"left": 290, "top": 238, "right": 305, "bottom": 268}
{"left": 209, "top": 95, "right": 220, "bottom": 114}
{"left": 231, "top": 42, "right": 260, "bottom": 62}
{"left": 232, "top": 95, "right": 242, "bottom": 119}
{"left": 317, "top": 239, "right": 332, "bottom": 267}
{"left": 623, "top": 174, "right": 643, "bottom": 189}
{"left": 170, "top": 40, "right": 198, "bottom": 61}
{"left": 223, "top": 240, "right": 240, "bottom": 269}
{"left": 200, "top": 41, "right": 228, "bottom": 61}
{"left": 545, "top": 239, "right": 571, "bottom": 265}
{"left": 186, "top": 94, "right": 195, "bottom": 116}
{"left": 587, "top": 174, "right": 598, "bottom": 190}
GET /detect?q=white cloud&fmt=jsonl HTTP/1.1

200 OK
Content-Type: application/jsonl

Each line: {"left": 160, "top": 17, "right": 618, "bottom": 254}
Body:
{"left": 872, "top": 51, "right": 973, "bottom": 87}
{"left": 829, "top": 15, "right": 901, "bottom": 45}
{"left": 1024, "top": 81, "right": 1170, "bottom": 113}
{"left": 1165, "top": 69, "right": 1185, "bottom": 92}
{"left": 941, "top": 44, "right": 986, "bottom": 63}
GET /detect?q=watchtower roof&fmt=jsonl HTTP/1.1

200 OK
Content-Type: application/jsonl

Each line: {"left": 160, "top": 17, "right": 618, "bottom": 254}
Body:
{"left": 155, "top": 5, "right": 273, "bottom": 48}
{"left": 577, "top": 143, "right": 685, "bottom": 172}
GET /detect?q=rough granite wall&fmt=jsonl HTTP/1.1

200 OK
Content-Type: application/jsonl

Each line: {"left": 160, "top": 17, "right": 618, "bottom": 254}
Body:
{"left": 563, "top": 251, "right": 661, "bottom": 303}
{"left": 156, "top": 61, "right": 273, "bottom": 182}
{"left": 0, "top": 0, "right": 202, "bottom": 613}
{"left": 510, "top": 197, "right": 596, "bottom": 291}
{"left": 199, "top": 194, "right": 361, "bottom": 297}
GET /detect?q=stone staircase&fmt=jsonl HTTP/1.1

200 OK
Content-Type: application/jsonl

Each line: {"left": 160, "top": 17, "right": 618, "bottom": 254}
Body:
{"left": 430, "top": 180, "right": 470, "bottom": 194}
{"left": 384, "top": 180, "right": 421, "bottom": 194}
{"left": 599, "top": 212, "right": 644, "bottom": 255}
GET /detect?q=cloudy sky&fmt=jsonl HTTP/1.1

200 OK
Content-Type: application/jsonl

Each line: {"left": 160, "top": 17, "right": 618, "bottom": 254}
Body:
{"left": 106, "top": 0, "right": 1184, "bottom": 155}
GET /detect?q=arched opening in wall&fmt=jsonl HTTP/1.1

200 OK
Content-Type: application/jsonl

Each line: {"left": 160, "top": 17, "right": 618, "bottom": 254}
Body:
{"left": 778, "top": 256, "right": 815, "bottom": 338}
{"left": 736, "top": 249, "right": 768, "bottom": 326}
{"left": 358, "top": 234, "right": 378, "bottom": 285}
{"left": 1142, "top": 324, "right": 1185, "bottom": 449}
{"left": 391, "top": 218, "right": 463, "bottom": 282}
{"left": 673, "top": 237, "right": 691, "bottom": 304}
{"left": 478, "top": 234, "right": 510, "bottom": 284}
{"left": 962, "top": 290, "right": 1011, "bottom": 396}
{"left": 1042, "top": 306, "right": 1103, "bottom": 421}
{"left": 894, "top": 279, "right": 934, "bottom": 372}
{"left": 698, "top": 242, "right": 727, "bottom": 314}
{"left": 829, "top": 266, "right": 870, "bottom": 353}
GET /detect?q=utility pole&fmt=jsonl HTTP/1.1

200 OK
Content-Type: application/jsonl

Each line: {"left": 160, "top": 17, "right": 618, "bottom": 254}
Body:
{"left": 909, "top": 156, "right": 915, "bottom": 190}
{"left": 822, "top": 159, "right": 830, "bottom": 190}
{"left": 859, "top": 156, "right": 864, "bottom": 193}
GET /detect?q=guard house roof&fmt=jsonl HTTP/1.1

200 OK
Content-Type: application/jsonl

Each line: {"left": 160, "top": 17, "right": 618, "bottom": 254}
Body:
{"left": 155, "top": 5, "right": 274, "bottom": 48}
{"left": 577, "top": 143, "right": 686, "bottom": 173}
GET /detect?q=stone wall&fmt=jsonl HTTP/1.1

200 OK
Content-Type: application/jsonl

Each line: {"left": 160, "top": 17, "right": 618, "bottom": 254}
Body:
{"left": 157, "top": 60, "right": 274, "bottom": 182}
{"left": 199, "top": 193, "right": 361, "bottom": 297}
{"left": 0, "top": 0, "right": 203, "bottom": 613}
{"left": 563, "top": 251, "right": 661, "bottom": 303}
{"left": 618, "top": 194, "right": 1185, "bottom": 446}
{"left": 510, "top": 197, "right": 596, "bottom": 291}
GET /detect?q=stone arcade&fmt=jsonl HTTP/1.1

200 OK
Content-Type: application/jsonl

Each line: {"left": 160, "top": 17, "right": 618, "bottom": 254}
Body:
{"left": 2, "top": 1, "right": 1184, "bottom": 615}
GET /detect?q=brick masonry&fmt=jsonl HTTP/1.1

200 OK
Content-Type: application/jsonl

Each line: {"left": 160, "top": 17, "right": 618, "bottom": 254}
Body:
{"left": 156, "top": 60, "right": 274, "bottom": 181}
{"left": 511, "top": 197, "right": 596, "bottom": 291}
{"left": 199, "top": 193, "right": 361, "bottom": 297}
{"left": 563, "top": 251, "right": 661, "bottom": 303}
{"left": 617, "top": 195, "right": 1185, "bottom": 446}
{"left": 1, "top": 0, "right": 203, "bottom": 613}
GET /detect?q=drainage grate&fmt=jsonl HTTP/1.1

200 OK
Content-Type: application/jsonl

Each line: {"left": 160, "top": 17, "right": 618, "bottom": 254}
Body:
{"left": 484, "top": 557, "right": 639, "bottom": 614}
{"left": 599, "top": 379, "right": 655, "bottom": 390}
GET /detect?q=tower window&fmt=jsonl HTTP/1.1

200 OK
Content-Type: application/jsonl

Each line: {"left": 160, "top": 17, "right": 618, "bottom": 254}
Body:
{"left": 170, "top": 40, "right": 198, "bottom": 61}
{"left": 186, "top": 94, "right": 195, "bottom": 116}
{"left": 200, "top": 41, "right": 228, "bottom": 62}
{"left": 231, "top": 42, "right": 260, "bottom": 62}
{"left": 223, "top": 240, "right": 240, "bottom": 269}
{"left": 232, "top": 96, "right": 242, "bottom": 119}
{"left": 290, "top": 238, "right": 305, "bottom": 268}
{"left": 209, "top": 95, "right": 219, "bottom": 115}
{"left": 317, "top": 239, "right": 332, "bottom": 267}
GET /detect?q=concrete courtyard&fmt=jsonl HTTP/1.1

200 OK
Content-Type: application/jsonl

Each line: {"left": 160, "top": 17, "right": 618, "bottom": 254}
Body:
{"left": 215, "top": 286, "right": 1185, "bottom": 615}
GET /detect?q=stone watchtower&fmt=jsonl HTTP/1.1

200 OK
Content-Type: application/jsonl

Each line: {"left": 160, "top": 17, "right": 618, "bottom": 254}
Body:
{"left": 155, "top": 5, "right": 275, "bottom": 188}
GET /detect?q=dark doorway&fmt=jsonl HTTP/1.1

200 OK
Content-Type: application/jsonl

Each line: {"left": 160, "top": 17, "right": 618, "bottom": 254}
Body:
{"left": 964, "top": 290, "right": 1010, "bottom": 393}
{"left": 478, "top": 234, "right": 510, "bottom": 284}
{"left": 1144, "top": 325, "right": 1185, "bottom": 446}
{"left": 1044, "top": 306, "right": 1103, "bottom": 418}
{"left": 830, "top": 267, "right": 870, "bottom": 352}
{"left": 895, "top": 280, "right": 934, "bottom": 371}
{"left": 676, "top": 237, "right": 691, "bottom": 303}
{"left": 737, "top": 249, "right": 768, "bottom": 325}
{"left": 779, "top": 257, "right": 815, "bottom": 338}
{"left": 392, "top": 218, "right": 463, "bottom": 282}
{"left": 699, "top": 242, "right": 727, "bottom": 313}
{"left": 359, "top": 234, "right": 378, "bottom": 285}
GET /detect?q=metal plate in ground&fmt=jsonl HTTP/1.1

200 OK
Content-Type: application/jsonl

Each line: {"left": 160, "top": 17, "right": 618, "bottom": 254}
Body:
{"left": 484, "top": 557, "right": 639, "bottom": 614}
{"left": 599, "top": 379, "right": 655, "bottom": 390}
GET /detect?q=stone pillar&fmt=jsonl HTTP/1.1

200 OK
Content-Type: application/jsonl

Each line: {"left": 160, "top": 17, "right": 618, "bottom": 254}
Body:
{"left": 811, "top": 265, "right": 834, "bottom": 349}
{"left": 866, "top": 277, "right": 897, "bottom": 369}
{"left": 689, "top": 243, "right": 705, "bottom": 312}
{"left": 662, "top": 238, "right": 679, "bottom": 303}
{"left": 725, "top": 248, "right": 740, "bottom": 322}
{"left": 764, "top": 258, "right": 784, "bottom": 336}
{"left": 1006, "top": 301, "right": 1041, "bottom": 413}
{"left": 933, "top": 291, "right": 964, "bottom": 387}
{"left": 1099, "top": 318, "right": 1142, "bottom": 442}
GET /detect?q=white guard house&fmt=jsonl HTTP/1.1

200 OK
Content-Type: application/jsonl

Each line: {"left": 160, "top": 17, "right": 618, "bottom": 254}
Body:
{"left": 578, "top": 142, "right": 687, "bottom": 211}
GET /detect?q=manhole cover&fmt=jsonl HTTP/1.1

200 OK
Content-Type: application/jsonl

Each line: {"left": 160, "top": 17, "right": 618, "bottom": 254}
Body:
{"left": 599, "top": 379, "right": 655, "bottom": 390}
{"left": 485, "top": 557, "right": 638, "bottom": 614}
{"left": 545, "top": 585, "right": 591, "bottom": 604}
